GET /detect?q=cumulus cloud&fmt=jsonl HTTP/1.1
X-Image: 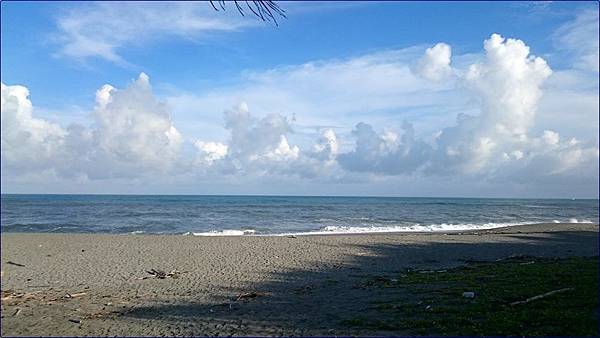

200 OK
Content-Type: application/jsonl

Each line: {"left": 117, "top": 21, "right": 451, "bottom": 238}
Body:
{"left": 188, "top": 102, "right": 348, "bottom": 179}
{"left": 413, "top": 42, "right": 453, "bottom": 81}
{"left": 3, "top": 32, "right": 598, "bottom": 196}
{"left": 194, "top": 141, "right": 228, "bottom": 165}
{"left": 1, "top": 73, "right": 183, "bottom": 179}
{"left": 55, "top": 2, "right": 256, "bottom": 64}
{"left": 465, "top": 33, "right": 552, "bottom": 135}
{"left": 338, "top": 121, "right": 432, "bottom": 174}
{"left": 312, "top": 129, "right": 338, "bottom": 162}
{"left": 194, "top": 103, "right": 304, "bottom": 175}
{"left": 165, "top": 47, "right": 460, "bottom": 143}
{"left": 222, "top": 103, "right": 297, "bottom": 168}
{"left": 91, "top": 73, "right": 183, "bottom": 173}
{"left": 1, "top": 83, "right": 67, "bottom": 171}
{"left": 428, "top": 33, "right": 554, "bottom": 174}
{"left": 338, "top": 34, "right": 597, "bottom": 185}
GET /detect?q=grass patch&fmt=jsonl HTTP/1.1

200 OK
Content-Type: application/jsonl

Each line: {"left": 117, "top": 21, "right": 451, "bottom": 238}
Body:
{"left": 345, "top": 256, "right": 598, "bottom": 336}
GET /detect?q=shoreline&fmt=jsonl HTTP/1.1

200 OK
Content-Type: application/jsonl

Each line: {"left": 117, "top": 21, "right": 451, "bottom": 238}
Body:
{"left": 2, "top": 221, "right": 597, "bottom": 238}
{"left": 2, "top": 222, "right": 598, "bottom": 336}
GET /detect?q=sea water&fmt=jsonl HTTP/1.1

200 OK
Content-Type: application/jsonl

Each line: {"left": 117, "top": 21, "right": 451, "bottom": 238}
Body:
{"left": 1, "top": 194, "right": 598, "bottom": 236}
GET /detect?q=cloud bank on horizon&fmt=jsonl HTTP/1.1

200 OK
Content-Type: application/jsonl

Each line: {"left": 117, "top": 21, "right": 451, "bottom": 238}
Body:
{"left": 1, "top": 6, "right": 598, "bottom": 197}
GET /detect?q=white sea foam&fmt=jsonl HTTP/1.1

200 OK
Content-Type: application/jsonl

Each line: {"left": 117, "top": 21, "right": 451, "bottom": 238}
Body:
{"left": 568, "top": 218, "right": 593, "bottom": 223}
{"left": 190, "top": 229, "right": 256, "bottom": 236}
{"left": 179, "top": 219, "right": 595, "bottom": 237}
{"left": 130, "top": 230, "right": 145, "bottom": 234}
{"left": 273, "top": 222, "right": 542, "bottom": 236}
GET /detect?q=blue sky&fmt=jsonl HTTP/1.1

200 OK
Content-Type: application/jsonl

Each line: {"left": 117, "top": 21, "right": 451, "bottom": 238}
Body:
{"left": 1, "top": 1, "right": 590, "bottom": 110}
{"left": 1, "top": 1, "right": 599, "bottom": 197}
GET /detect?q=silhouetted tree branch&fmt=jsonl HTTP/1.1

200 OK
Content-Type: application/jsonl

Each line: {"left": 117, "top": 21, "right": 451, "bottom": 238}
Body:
{"left": 209, "top": 1, "right": 286, "bottom": 25}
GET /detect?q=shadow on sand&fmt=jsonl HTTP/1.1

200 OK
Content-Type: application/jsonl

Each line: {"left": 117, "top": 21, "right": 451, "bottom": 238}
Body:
{"left": 120, "top": 229, "right": 599, "bottom": 335}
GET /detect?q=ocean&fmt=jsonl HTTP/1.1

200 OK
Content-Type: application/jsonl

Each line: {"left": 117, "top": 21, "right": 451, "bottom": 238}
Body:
{"left": 1, "top": 194, "right": 598, "bottom": 236}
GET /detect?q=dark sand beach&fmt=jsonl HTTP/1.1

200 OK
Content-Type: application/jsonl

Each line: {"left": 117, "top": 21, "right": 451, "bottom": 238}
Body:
{"left": 1, "top": 222, "right": 598, "bottom": 336}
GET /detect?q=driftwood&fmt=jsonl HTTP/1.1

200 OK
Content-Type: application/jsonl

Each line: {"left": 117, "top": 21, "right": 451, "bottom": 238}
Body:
{"left": 6, "top": 261, "right": 25, "bottom": 267}
{"left": 510, "top": 287, "right": 574, "bottom": 306}
{"left": 2, "top": 290, "right": 42, "bottom": 301}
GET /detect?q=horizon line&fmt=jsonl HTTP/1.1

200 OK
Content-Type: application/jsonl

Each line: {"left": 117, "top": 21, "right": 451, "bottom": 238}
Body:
{"left": 1, "top": 193, "right": 598, "bottom": 200}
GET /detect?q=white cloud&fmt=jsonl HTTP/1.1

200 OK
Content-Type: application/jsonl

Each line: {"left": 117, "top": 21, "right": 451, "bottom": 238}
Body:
{"left": 3, "top": 32, "right": 598, "bottom": 197}
{"left": 203, "top": 103, "right": 307, "bottom": 175}
{"left": 2, "top": 73, "right": 183, "bottom": 179}
{"left": 1, "top": 83, "right": 67, "bottom": 171}
{"left": 338, "top": 120, "right": 433, "bottom": 174}
{"left": 424, "top": 34, "right": 553, "bottom": 174}
{"left": 465, "top": 33, "right": 552, "bottom": 135}
{"left": 194, "top": 141, "right": 228, "bottom": 165}
{"left": 223, "top": 103, "right": 294, "bottom": 164}
{"left": 554, "top": 8, "right": 599, "bottom": 73}
{"left": 89, "top": 73, "right": 183, "bottom": 175}
{"left": 188, "top": 102, "right": 346, "bottom": 179}
{"left": 313, "top": 129, "right": 338, "bottom": 162}
{"left": 55, "top": 2, "right": 257, "bottom": 63}
{"left": 336, "top": 34, "right": 597, "bottom": 186}
{"left": 542, "top": 130, "right": 560, "bottom": 146}
{"left": 166, "top": 47, "right": 462, "bottom": 143}
{"left": 413, "top": 42, "right": 453, "bottom": 81}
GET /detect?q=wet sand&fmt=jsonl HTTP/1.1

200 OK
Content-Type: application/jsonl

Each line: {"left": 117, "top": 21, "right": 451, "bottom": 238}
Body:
{"left": 1, "top": 222, "right": 598, "bottom": 336}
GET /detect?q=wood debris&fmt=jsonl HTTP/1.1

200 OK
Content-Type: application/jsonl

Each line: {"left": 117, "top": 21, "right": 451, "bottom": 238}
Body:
{"left": 496, "top": 254, "right": 537, "bottom": 262}
{"left": 83, "top": 310, "right": 121, "bottom": 320}
{"left": 354, "top": 275, "right": 399, "bottom": 289}
{"left": 2, "top": 290, "right": 41, "bottom": 301}
{"left": 235, "top": 291, "right": 268, "bottom": 301}
{"left": 141, "top": 269, "right": 183, "bottom": 279}
{"left": 6, "top": 261, "right": 25, "bottom": 267}
{"left": 374, "top": 276, "right": 392, "bottom": 282}
{"left": 63, "top": 292, "right": 87, "bottom": 299}
{"left": 418, "top": 269, "right": 447, "bottom": 274}
{"left": 510, "top": 287, "right": 574, "bottom": 306}
{"left": 2, "top": 289, "right": 89, "bottom": 307}
{"left": 293, "top": 285, "right": 314, "bottom": 294}
{"left": 519, "top": 261, "right": 535, "bottom": 265}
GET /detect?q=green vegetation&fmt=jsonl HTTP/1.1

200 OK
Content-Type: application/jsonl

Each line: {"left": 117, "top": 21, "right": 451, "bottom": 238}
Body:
{"left": 344, "top": 256, "right": 598, "bottom": 336}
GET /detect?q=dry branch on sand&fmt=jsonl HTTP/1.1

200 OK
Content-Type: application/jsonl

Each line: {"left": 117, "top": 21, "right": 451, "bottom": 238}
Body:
{"left": 510, "top": 288, "right": 574, "bottom": 306}
{"left": 139, "top": 269, "right": 185, "bottom": 280}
